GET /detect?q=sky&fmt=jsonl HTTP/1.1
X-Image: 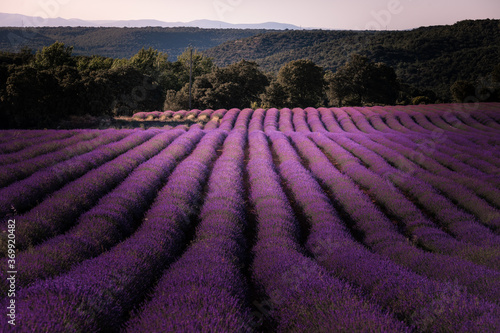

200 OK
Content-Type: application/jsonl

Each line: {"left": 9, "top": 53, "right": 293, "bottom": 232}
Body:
{"left": 1, "top": 0, "right": 500, "bottom": 30}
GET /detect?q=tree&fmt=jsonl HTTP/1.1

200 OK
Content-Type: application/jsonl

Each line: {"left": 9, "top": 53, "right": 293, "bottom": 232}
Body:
{"left": 273, "top": 59, "right": 326, "bottom": 108}
{"left": 175, "top": 48, "right": 214, "bottom": 86}
{"left": 165, "top": 60, "right": 268, "bottom": 110}
{"left": 3, "top": 66, "right": 62, "bottom": 127}
{"left": 450, "top": 80, "right": 475, "bottom": 102}
{"left": 262, "top": 80, "right": 288, "bottom": 108}
{"left": 106, "top": 66, "right": 164, "bottom": 116}
{"left": 33, "top": 42, "right": 75, "bottom": 69}
{"left": 129, "top": 47, "right": 169, "bottom": 77}
{"left": 327, "top": 54, "right": 399, "bottom": 106}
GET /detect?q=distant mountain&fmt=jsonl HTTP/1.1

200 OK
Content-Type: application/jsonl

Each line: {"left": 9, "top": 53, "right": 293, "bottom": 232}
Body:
{"left": 0, "top": 26, "right": 271, "bottom": 60}
{"left": 0, "top": 12, "right": 301, "bottom": 30}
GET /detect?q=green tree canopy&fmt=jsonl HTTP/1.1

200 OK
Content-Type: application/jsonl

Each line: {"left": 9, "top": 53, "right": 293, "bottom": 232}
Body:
{"left": 327, "top": 54, "right": 399, "bottom": 106}
{"left": 270, "top": 59, "right": 326, "bottom": 108}
{"left": 165, "top": 59, "right": 268, "bottom": 110}
{"left": 33, "top": 42, "right": 75, "bottom": 69}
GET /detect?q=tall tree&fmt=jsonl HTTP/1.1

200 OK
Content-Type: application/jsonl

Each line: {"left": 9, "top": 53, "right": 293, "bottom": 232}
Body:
{"left": 327, "top": 54, "right": 399, "bottom": 106}
{"left": 276, "top": 59, "right": 326, "bottom": 108}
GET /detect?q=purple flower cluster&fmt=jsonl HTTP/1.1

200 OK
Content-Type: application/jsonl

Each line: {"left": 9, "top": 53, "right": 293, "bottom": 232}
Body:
{"left": 248, "top": 108, "right": 266, "bottom": 132}
{"left": 303, "top": 107, "right": 327, "bottom": 133}
{"left": 278, "top": 108, "right": 294, "bottom": 133}
{"left": 369, "top": 134, "right": 500, "bottom": 226}
{"left": 203, "top": 109, "right": 228, "bottom": 130}
{"left": 318, "top": 107, "right": 344, "bottom": 132}
{"left": 308, "top": 132, "right": 500, "bottom": 270}
{"left": 331, "top": 107, "right": 362, "bottom": 133}
{"left": 13, "top": 129, "right": 182, "bottom": 250}
{"left": 345, "top": 133, "right": 500, "bottom": 245}
{"left": 263, "top": 107, "right": 279, "bottom": 132}
{"left": 291, "top": 108, "right": 311, "bottom": 132}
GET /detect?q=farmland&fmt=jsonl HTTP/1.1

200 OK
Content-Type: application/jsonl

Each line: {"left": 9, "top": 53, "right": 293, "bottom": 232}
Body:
{"left": 0, "top": 103, "right": 500, "bottom": 332}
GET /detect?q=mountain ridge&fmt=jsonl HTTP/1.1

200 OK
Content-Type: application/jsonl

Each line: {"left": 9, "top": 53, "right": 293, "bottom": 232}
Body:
{"left": 0, "top": 12, "right": 301, "bottom": 30}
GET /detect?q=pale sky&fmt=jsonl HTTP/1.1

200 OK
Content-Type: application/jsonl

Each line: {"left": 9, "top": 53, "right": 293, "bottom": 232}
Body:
{"left": 1, "top": 0, "right": 499, "bottom": 30}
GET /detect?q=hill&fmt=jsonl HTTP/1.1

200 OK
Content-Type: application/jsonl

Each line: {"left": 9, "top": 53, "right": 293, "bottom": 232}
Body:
{"left": 204, "top": 19, "right": 500, "bottom": 99}
{"left": 0, "top": 26, "right": 270, "bottom": 59}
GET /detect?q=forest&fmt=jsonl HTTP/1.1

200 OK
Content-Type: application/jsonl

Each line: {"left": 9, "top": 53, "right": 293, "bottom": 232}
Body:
{"left": 0, "top": 19, "right": 499, "bottom": 128}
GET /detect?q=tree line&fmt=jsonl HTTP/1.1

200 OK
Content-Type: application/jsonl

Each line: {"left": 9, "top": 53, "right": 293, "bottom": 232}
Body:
{"left": 1, "top": 41, "right": 499, "bottom": 129}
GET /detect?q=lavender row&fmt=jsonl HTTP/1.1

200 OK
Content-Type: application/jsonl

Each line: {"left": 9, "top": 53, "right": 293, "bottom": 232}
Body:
{"left": 329, "top": 133, "right": 500, "bottom": 246}
{"left": 203, "top": 109, "right": 228, "bottom": 130}
{"left": 0, "top": 129, "right": 76, "bottom": 154}
{"left": 278, "top": 108, "right": 294, "bottom": 132}
{"left": 427, "top": 104, "right": 499, "bottom": 133}
{"left": 247, "top": 130, "right": 408, "bottom": 332}
{"left": 248, "top": 108, "right": 266, "bottom": 132}
{"left": 331, "top": 107, "right": 363, "bottom": 133}
{"left": 307, "top": 132, "right": 499, "bottom": 270}
{"left": 0, "top": 129, "right": 150, "bottom": 218}
{"left": 0, "top": 129, "right": 130, "bottom": 188}
{"left": 0, "top": 130, "right": 51, "bottom": 144}
{"left": 278, "top": 131, "right": 500, "bottom": 331}
{"left": 197, "top": 108, "right": 214, "bottom": 122}
{"left": 304, "top": 107, "right": 328, "bottom": 133}
{"left": 394, "top": 105, "right": 500, "bottom": 156}
{"left": 346, "top": 107, "right": 382, "bottom": 133}
{"left": 0, "top": 128, "right": 202, "bottom": 297}
{"left": 373, "top": 132, "right": 500, "bottom": 200}
{"left": 397, "top": 130, "right": 500, "bottom": 180}
{"left": 232, "top": 108, "right": 254, "bottom": 132}
{"left": 0, "top": 130, "right": 99, "bottom": 166}
{"left": 263, "top": 107, "right": 279, "bottom": 132}
{"left": 218, "top": 108, "right": 243, "bottom": 132}
{"left": 280, "top": 132, "right": 500, "bottom": 303}
{"left": 317, "top": 107, "right": 344, "bottom": 132}
{"left": 370, "top": 105, "right": 495, "bottom": 151}
{"left": 291, "top": 108, "right": 311, "bottom": 132}
{"left": 407, "top": 107, "right": 499, "bottom": 147}
{"left": 359, "top": 134, "right": 500, "bottom": 230}
{"left": 416, "top": 104, "right": 500, "bottom": 135}
{"left": 352, "top": 107, "right": 394, "bottom": 133}
{"left": 126, "top": 128, "right": 252, "bottom": 332}
{"left": 0, "top": 130, "right": 226, "bottom": 332}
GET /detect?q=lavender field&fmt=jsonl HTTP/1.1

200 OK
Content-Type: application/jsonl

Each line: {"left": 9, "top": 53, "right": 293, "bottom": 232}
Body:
{"left": 1, "top": 103, "right": 500, "bottom": 332}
